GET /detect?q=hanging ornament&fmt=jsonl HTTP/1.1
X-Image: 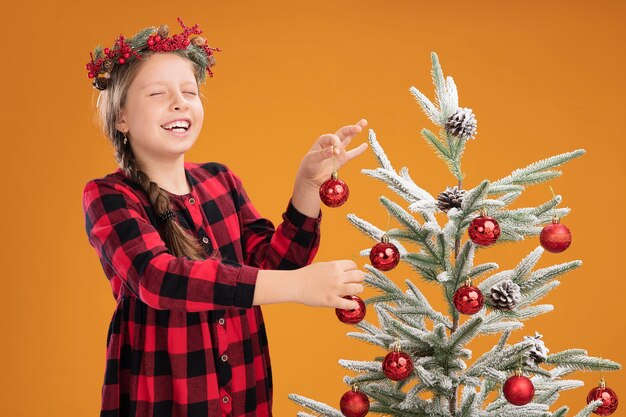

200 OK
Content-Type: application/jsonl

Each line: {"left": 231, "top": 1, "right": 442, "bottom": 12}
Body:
{"left": 587, "top": 378, "right": 619, "bottom": 416}
{"left": 369, "top": 233, "right": 400, "bottom": 271}
{"left": 540, "top": 215, "right": 572, "bottom": 253}
{"left": 319, "top": 171, "right": 349, "bottom": 207}
{"left": 320, "top": 149, "right": 349, "bottom": 207}
{"left": 453, "top": 280, "right": 484, "bottom": 315}
{"left": 489, "top": 279, "right": 521, "bottom": 311}
{"left": 468, "top": 208, "right": 500, "bottom": 246}
{"left": 382, "top": 342, "right": 414, "bottom": 381}
{"left": 503, "top": 369, "right": 535, "bottom": 406}
{"left": 339, "top": 385, "right": 370, "bottom": 417}
{"left": 336, "top": 295, "right": 366, "bottom": 324}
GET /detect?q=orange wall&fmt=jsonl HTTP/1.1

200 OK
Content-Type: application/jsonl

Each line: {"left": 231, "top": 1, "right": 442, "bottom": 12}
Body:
{"left": 1, "top": 1, "right": 624, "bottom": 415}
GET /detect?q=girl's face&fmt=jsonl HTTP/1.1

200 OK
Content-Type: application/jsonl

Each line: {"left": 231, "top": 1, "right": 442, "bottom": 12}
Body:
{"left": 115, "top": 52, "right": 204, "bottom": 162}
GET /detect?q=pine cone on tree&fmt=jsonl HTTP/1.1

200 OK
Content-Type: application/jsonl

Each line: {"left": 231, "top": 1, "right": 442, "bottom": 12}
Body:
{"left": 445, "top": 107, "right": 477, "bottom": 140}
{"left": 436, "top": 186, "right": 466, "bottom": 213}
{"left": 523, "top": 332, "right": 549, "bottom": 366}
{"left": 489, "top": 279, "right": 521, "bottom": 310}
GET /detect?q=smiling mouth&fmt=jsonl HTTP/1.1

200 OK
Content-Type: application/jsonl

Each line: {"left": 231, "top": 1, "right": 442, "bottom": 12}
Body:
{"left": 162, "top": 126, "right": 189, "bottom": 132}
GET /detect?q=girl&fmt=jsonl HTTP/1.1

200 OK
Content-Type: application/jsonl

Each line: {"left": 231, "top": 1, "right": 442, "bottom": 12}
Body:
{"left": 82, "top": 17, "right": 368, "bottom": 417}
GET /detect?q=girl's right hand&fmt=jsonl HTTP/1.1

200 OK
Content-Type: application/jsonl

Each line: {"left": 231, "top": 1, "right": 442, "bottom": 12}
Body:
{"left": 293, "top": 260, "right": 365, "bottom": 309}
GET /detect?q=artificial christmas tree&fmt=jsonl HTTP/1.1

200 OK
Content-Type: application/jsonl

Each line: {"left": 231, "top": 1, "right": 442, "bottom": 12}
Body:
{"left": 289, "top": 52, "right": 620, "bottom": 417}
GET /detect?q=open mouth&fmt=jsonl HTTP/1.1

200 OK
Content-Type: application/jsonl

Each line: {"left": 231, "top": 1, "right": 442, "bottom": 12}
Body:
{"left": 161, "top": 120, "right": 191, "bottom": 132}
{"left": 163, "top": 126, "right": 188, "bottom": 132}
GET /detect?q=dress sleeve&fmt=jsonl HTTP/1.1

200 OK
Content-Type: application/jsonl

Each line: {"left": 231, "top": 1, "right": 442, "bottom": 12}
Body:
{"left": 228, "top": 169, "right": 322, "bottom": 270}
{"left": 82, "top": 179, "right": 259, "bottom": 312}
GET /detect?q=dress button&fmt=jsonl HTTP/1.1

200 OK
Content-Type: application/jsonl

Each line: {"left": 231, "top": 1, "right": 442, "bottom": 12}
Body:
{"left": 202, "top": 236, "right": 209, "bottom": 244}
{"left": 218, "top": 318, "right": 225, "bottom": 325}
{"left": 188, "top": 197, "right": 195, "bottom": 204}
{"left": 221, "top": 354, "right": 228, "bottom": 362}
{"left": 222, "top": 395, "right": 230, "bottom": 404}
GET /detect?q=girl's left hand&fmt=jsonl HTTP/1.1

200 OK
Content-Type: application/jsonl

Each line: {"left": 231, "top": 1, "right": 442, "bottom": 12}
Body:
{"left": 295, "top": 118, "right": 369, "bottom": 189}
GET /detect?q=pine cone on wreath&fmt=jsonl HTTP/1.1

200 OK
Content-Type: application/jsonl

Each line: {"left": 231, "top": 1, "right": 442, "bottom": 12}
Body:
{"left": 489, "top": 279, "right": 521, "bottom": 311}
{"left": 436, "top": 186, "right": 466, "bottom": 213}
{"left": 93, "top": 74, "right": 110, "bottom": 91}
{"left": 523, "top": 332, "right": 549, "bottom": 366}
{"left": 192, "top": 36, "right": 207, "bottom": 46}
{"left": 445, "top": 107, "right": 477, "bottom": 140}
{"left": 157, "top": 24, "right": 170, "bottom": 38}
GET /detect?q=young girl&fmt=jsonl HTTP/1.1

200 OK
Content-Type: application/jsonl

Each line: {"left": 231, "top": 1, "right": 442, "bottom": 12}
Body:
{"left": 82, "top": 17, "right": 368, "bottom": 417}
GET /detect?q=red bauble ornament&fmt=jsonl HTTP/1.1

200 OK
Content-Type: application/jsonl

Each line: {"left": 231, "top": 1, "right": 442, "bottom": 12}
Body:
{"left": 587, "top": 378, "right": 619, "bottom": 416}
{"left": 369, "top": 234, "right": 400, "bottom": 271}
{"left": 453, "top": 281, "right": 484, "bottom": 315}
{"left": 340, "top": 386, "right": 370, "bottom": 417}
{"left": 319, "top": 171, "right": 349, "bottom": 207}
{"left": 468, "top": 210, "right": 500, "bottom": 246}
{"left": 540, "top": 216, "right": 572, "bottom": 253}
{"left": 336, "top": 295, "right": 366, "bottom": 324}
{"left": 382, "top": 344, "right": 414, "bottom": 381}
{"left": 503, "top": 372, "right": 535, "bottom": 406}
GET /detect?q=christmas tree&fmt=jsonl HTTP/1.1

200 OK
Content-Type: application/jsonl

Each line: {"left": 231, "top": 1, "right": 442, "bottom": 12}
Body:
{"left": 288, "top": 52, "right": 621, "bottom": 417}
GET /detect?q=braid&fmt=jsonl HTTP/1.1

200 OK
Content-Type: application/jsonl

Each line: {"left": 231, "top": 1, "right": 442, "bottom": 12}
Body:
{"left": 115, "top": 132, "right": 209, "bottom": 260}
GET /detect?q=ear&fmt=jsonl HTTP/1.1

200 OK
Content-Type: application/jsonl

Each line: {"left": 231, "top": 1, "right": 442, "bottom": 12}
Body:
{"left": 115, "top": 110, "right": 128, "bottom": 133}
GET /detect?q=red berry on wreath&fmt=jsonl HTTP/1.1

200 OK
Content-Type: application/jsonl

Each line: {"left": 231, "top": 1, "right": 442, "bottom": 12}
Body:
{"left": 503, "top": 370, "right": 535, "bottom": 406}
{"left": 319, "top": 171, "right": 349, "bottom": 207}
{"left": 339, "top": 385, "right": 370, "bottom": 417}
{"left": 336, "top": 295, "right": 366, "bottom": 324}
{"left": 382, "top": 343, "right": 413, "bottom": 381}
{"left": 540, "top": 216, "right": 572, "bottom": 253}
{"left": 468, "top": 209, "right": 500, "bottom": 246}
{"left": 587, "top": 378, "right": 619, "bottom": 416}
{"left": 369, "top": 233, "right": 400, "bottom": 271}
{"left": 453, "top": 280, "right": 484, "bottom": 315}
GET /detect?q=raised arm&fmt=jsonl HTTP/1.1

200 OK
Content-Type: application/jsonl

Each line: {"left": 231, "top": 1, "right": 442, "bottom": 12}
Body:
{"left": 230, "top": 169, "right": 322, "bottom": 271}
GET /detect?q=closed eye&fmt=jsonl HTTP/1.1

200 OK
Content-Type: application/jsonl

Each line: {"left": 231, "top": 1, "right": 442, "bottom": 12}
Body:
{"left": 149, "top": 91, "right": 197, "bottom": 96}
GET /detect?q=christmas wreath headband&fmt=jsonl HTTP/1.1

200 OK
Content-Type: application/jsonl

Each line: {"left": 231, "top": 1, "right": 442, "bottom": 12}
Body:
{"left": 85, "top": 17, "right": 221, "bottom": 91}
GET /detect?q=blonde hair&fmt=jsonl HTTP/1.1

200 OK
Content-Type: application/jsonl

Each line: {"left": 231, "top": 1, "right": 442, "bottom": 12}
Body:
{"left": 95, "top": 50, "right": 214, "bottom": 260}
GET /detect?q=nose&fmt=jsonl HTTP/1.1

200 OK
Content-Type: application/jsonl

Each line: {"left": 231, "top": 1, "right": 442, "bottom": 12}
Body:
{"left": 171, "top": 91, "right": 188, "bottom": 111}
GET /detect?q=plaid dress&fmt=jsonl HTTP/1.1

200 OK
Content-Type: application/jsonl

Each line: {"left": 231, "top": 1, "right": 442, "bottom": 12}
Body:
{"left": 82, "top": 161, "right": 322, "bottom": 417}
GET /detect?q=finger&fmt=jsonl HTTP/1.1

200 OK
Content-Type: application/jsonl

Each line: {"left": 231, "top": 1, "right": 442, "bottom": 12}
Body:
{"left": 335, "top": 118, "right": 368, "bottom": 141}
{"left": 343, "top": 269, "right": 365, "bottom": 283}
{"left": 316, "top": 134, "right": 343, "bottom": 151}
{"left": 337, "top": 297, "right": 361, "bottom": 310}
{"left": 333, "top": 142, "right": 369, "bottom": 167}
{"left": 335, "top": 125, "right": 360, "bottom": 141}
{"left": 344, "top": 143, "right": 369, "bottom": 161}
{"left": 336, "top": 259, "right": 358, "bottom": 271}
{"left": 310, "top": 134, "right": 344, "bottom": 164}
{"left": 343, "top": 283, "right": 364, "bottom": 296}
{"left": 310, "top": 145, "right": 336, "bottom": 163}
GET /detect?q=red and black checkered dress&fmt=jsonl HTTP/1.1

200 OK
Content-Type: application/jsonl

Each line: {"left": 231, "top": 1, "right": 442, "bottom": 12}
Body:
{"left": 82, "top": 161, "right": 322, "bottom": 417}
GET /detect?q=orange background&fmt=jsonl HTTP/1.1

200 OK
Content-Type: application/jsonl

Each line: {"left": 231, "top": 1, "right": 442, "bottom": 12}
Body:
{"left": 1, "top": 1, "right": 625, "bottom": 416}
